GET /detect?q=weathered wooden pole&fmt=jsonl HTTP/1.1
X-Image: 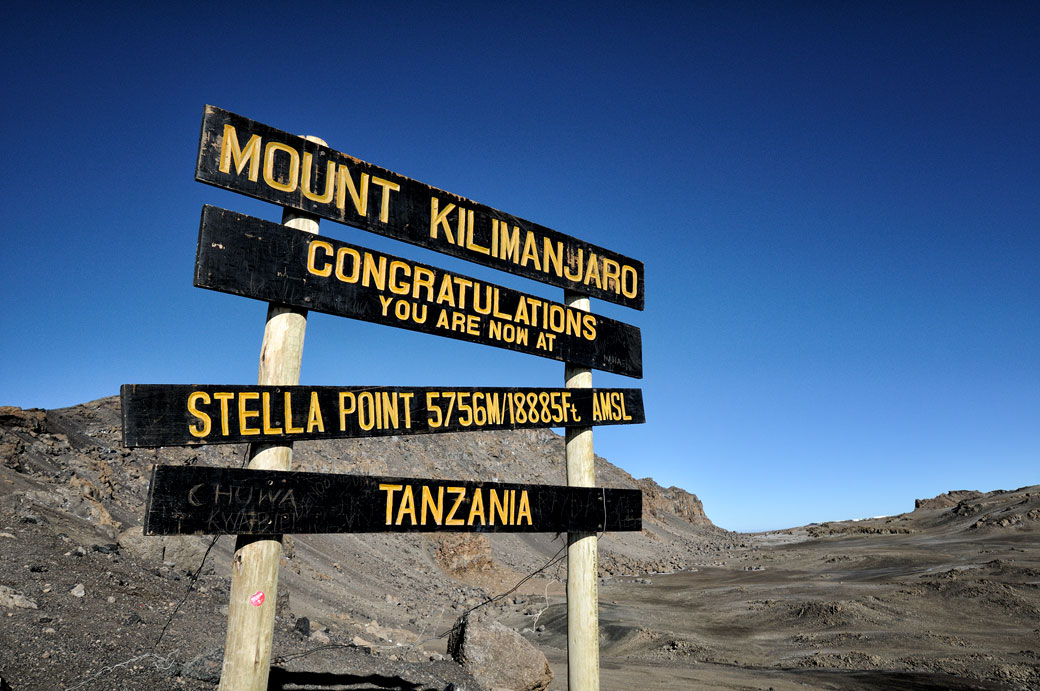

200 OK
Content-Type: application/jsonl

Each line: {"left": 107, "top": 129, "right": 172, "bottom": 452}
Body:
{"left": 564, "top": 290, "right": 599, "bottom": 690}
{"left": 218, "top": 136, "right": 325, "bottom": 691}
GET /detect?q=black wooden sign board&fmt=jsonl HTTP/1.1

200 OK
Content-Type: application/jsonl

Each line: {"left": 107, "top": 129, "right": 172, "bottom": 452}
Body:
{"left": 144, "top": 465, "right": 642, "bottom": 536}
{"left": 195, "top": 106, "right": 645, "bottom": 310}
{"left": 121, "top": 384, "right": 645, "bottom": 447}
{"left": 195, "top": 205, "right": 642, "bottom": 377}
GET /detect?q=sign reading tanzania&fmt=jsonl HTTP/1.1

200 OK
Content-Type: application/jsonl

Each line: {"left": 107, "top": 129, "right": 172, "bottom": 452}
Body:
{"left": 144, "top": 465, "right": 643, "bottom": 536}
{"left": 195, "top": 206, "right": 642, "bottom": 377}
{"left": 121, "top": 384, "right": 645, "bottom": 447}
{"left": 195, "top": 106, "right": 645, "bottom": 310}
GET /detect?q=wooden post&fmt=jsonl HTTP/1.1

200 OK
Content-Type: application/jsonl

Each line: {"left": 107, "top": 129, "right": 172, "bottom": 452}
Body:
{"left": 218, "top": 137, "right": 325, "bottom": 691}
{"left": 564, "top": 290, "right": 599, "bottom": 690}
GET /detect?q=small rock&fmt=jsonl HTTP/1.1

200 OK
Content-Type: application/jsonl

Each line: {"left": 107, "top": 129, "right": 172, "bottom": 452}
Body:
{"left": 0, "top": 585, "right": 38, "bottom": 609}
{"left": 180, "top": 648, "right": 223, "bottom": 683}
{"left": 310, "top": 629, "right": 331, "bottom": 644}
{"left": 294, "top": 617, "right": 311, "bottom": 637}
{"left": 70, "top": 583, "right": 85, "bottom": 598}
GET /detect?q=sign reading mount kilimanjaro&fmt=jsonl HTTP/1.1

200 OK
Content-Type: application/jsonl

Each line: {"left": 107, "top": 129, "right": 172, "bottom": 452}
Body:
{"left": 195, "top": 105, "right": 644, "bottom": 310}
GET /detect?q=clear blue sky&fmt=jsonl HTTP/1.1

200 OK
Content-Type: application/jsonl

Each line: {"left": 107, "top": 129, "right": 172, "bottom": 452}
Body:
{"left": 2, "top": 3, "right": 1037, "bottom": 532}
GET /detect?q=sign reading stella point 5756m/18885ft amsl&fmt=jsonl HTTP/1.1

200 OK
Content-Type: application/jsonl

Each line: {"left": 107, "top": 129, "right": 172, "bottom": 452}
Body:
{"left": 195, "top": 105, "right": 645, "bottom": 310}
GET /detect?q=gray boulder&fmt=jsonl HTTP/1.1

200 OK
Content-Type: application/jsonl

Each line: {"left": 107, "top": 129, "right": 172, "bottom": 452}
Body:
{"left": 447, "top": 612, "right": 552, "bottom": 691}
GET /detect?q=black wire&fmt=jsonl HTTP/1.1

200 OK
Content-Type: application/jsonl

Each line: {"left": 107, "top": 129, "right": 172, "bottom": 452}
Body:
{"left": 437, "top": 541, "right": 568, "bottom": 640}
{"left": 152, "top": 447, "right": 252, "bottom": 650}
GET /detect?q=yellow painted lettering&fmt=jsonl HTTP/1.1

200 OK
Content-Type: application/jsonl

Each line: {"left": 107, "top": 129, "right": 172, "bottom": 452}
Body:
{"left": 412, "top": 266, "right": 436, "bottom": 302}
{"left": 602, "top": 258, "right": 621, "bottom": 293}
{"left": 381, "top": 391, "right": 398, "bottom": 429}
{"left": 517, "top": 490, "right": 532, "bottom": 525}
{"left": 583, "top": 252, "right": 602, "bottom": 289}
{"left": 543, "top": 237, "right": 563, "bottom": 277}
{"left": 497, "top": 220, "right": 521, "bottom": 262}
{"left": 582, "top": 314, "right": 597, "bottom": 340}
{"left": 451, "top": 311, "right": 466, "bottom": 331}
{"left": 284, "top": 392, "right": 304, "bottom": 434}
{"left": 621, "top": 264, "right": 639, "bottom": 299}
{"left": 429, "top": 197, "right": 456, "bottom": 242}
{"left": 445, "top": 487, "right": 466, "bottom": 526}
{"left": 261, "top": 392, "right": 283, "bottom": 435}
{"left": 335, "top": 164, "right": 369, "bottom": 216}
{"left": 514, "top": 297, "right": 530, "bottom": 325}
{"left": 214, "top": 392, "right": 233, "bottom": 435}
{"left": 339, "top": 392, "right": 355, "bottom": 430}
{"left": 564, "top": 248, "right": 584, "bottom": 282}
{"left": 421, "top": 485, "right": 444, "bottom": 525}
{"left": 436, "top": 274, "right": 456, "bottom": 307}
{"left": 467, "top": 488, "right": 486, "bottom": 525}
{"left": 396, "top": 485, "right": 417, "bottom": 525}
{"left": 388, "top": 260, "right": 411, "bottom": 295}
{"left": 380, "top": 484, "right": 402, "bottom": 524}
{"left": 301, "top": 151, "right": 335, "bottom": 204}
{"left": 187, "top": 391, "right": 211, "bottom": 438}
{"left": 362, "top": 252, "right": 387, "bottom": 291}
{"left": 399, "top": 392, "right": 414, "bottom": 428}
{"left": 262, "top": 141, "right": 299, "bottom": 193}
{"left": 307, "top": 391, "right": 324, "bottom": 432}
{"left": 465, "top": 210, "right": 489, "bottom": 254}
{"left": 358, "top": 392, "right": 375, "bottom": 431}
{"left": 453, "top": 277, "right": 473, "bottom": 309}
{"left": 371, "top": 176, "right": 399, "bottom": 223}
{"left": 218, "top": 124, "right": 261, "bottom": 181}
{"left": 519, "top": 231, "right": 541, "bottom": 270}
{"left": 490, "top": 488, "right": 510, "bottom": 526}
{"left": 238, "top": 392, "right": 260, "bottom": 435}
{"left": 307, "top": 240, "right": 333, "bottom": 277}
{"left": 335, "top": 246, "right": 361, "bottom": 283}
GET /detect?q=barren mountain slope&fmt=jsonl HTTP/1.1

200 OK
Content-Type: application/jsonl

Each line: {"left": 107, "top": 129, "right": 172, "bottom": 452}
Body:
{"left": 2, "top": 399, "right": 1037, "bottom": 690}
{"left": 0, "top": 397, "right": 728, "bottom": 689}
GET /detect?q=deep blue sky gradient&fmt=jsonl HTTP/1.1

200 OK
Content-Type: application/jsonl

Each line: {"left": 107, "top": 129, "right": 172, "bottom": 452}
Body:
{"left": 2, "top": 2, "right": 1037, "bottom": 531}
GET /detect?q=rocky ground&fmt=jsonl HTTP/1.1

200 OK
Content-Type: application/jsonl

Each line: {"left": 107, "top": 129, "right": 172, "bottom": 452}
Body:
{"left": 1, "top": 398, "right": 1038, "bottom": 689}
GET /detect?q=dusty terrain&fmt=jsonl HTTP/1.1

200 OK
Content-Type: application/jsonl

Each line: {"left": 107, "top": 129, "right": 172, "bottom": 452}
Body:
{"left": 1, "top": 398, "right": 1038, "bottom": 689}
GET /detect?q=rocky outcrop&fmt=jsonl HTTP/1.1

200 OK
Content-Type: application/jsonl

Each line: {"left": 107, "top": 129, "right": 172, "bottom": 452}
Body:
{"left": 635, "top": 477, "right": 710, "bottom": 525}
{"left": 914, "top": 490, "right": 983, "bottom": 511}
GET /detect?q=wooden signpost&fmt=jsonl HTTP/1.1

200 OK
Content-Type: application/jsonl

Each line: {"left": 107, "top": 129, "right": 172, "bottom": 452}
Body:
{"left": 121, "top": 384, "right": 644, "bottom": 447}
{"left": 124, "top": 106, "right": 646, "bottom": 690}
{"left": 195, "top": 106, "right": 645, "bottom": 311}
{"left": 144, "top": 465, "right": 642, "bottom": 536}
{"left": 194, "top": 205, "right": 642, "bottom": 377}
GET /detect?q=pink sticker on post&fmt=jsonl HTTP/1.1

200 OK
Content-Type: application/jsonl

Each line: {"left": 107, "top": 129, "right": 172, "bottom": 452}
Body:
{"left": 249, "top": 591, "right": 265, "bottom": 607}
